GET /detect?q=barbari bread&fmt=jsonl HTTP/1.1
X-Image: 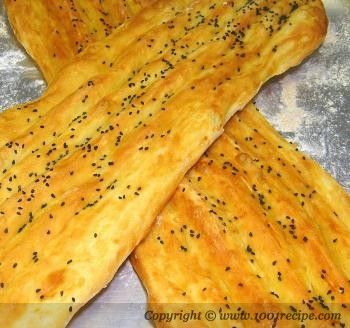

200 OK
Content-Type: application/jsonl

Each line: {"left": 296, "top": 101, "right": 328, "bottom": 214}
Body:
{"left": 7, "top": 0, "right": 350, "bottom": 327}
{"left": 0, "top": 0, "right": 328, "bottom": 327}
{"left": 132, "top": 104, "right": 350, "bottom": 327}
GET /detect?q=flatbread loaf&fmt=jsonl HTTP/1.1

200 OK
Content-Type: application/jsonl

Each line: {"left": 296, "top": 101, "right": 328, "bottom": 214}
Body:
{"left": 133, "top": 103, "right": 350, "bottom": 327}
{"left": 0, "top": 0, "right": 327, "bottom": 327}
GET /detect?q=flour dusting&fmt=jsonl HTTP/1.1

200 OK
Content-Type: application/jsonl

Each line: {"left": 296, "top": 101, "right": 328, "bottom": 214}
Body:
{"left": 271, "top": 76, "right": 306, "bottom": 133}
{"left": 0, "top": 15, "right": 7, "bottom": 39}
{"left": 255, "top": 0, "right": 350, "bottom": 191}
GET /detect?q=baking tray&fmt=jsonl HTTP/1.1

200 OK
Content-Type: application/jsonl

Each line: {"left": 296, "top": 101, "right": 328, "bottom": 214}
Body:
{"left": 0, "top": 0, "right": 349, "bottom": 327}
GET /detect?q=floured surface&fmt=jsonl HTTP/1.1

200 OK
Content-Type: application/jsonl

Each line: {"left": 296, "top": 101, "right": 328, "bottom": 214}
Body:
{"left": 0, "top": 3, "right": 45, "bottom": 109}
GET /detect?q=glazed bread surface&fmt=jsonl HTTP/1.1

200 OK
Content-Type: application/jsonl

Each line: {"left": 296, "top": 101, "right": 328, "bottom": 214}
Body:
{"left": 0, "top": 0, "right": 327, "bottom": 327}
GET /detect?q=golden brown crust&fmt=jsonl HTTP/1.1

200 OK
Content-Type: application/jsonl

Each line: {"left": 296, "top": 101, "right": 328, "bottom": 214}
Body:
{"left": 0, "top": 0, "right": 328, "bottom": 327}
{"left": 0, "top": 0, "right": 328, "bottom": 149}
{"left": 132, "top": 103, "right": 350, "bottom": 327}
{"left": 0, "top": 0, "right": 191, "bottom": 144}
{"left": 4, "top": 0, "right": 156, "bottom": 82}
{"left": 6, "top": 1, "right": 347, "bottom": 328}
